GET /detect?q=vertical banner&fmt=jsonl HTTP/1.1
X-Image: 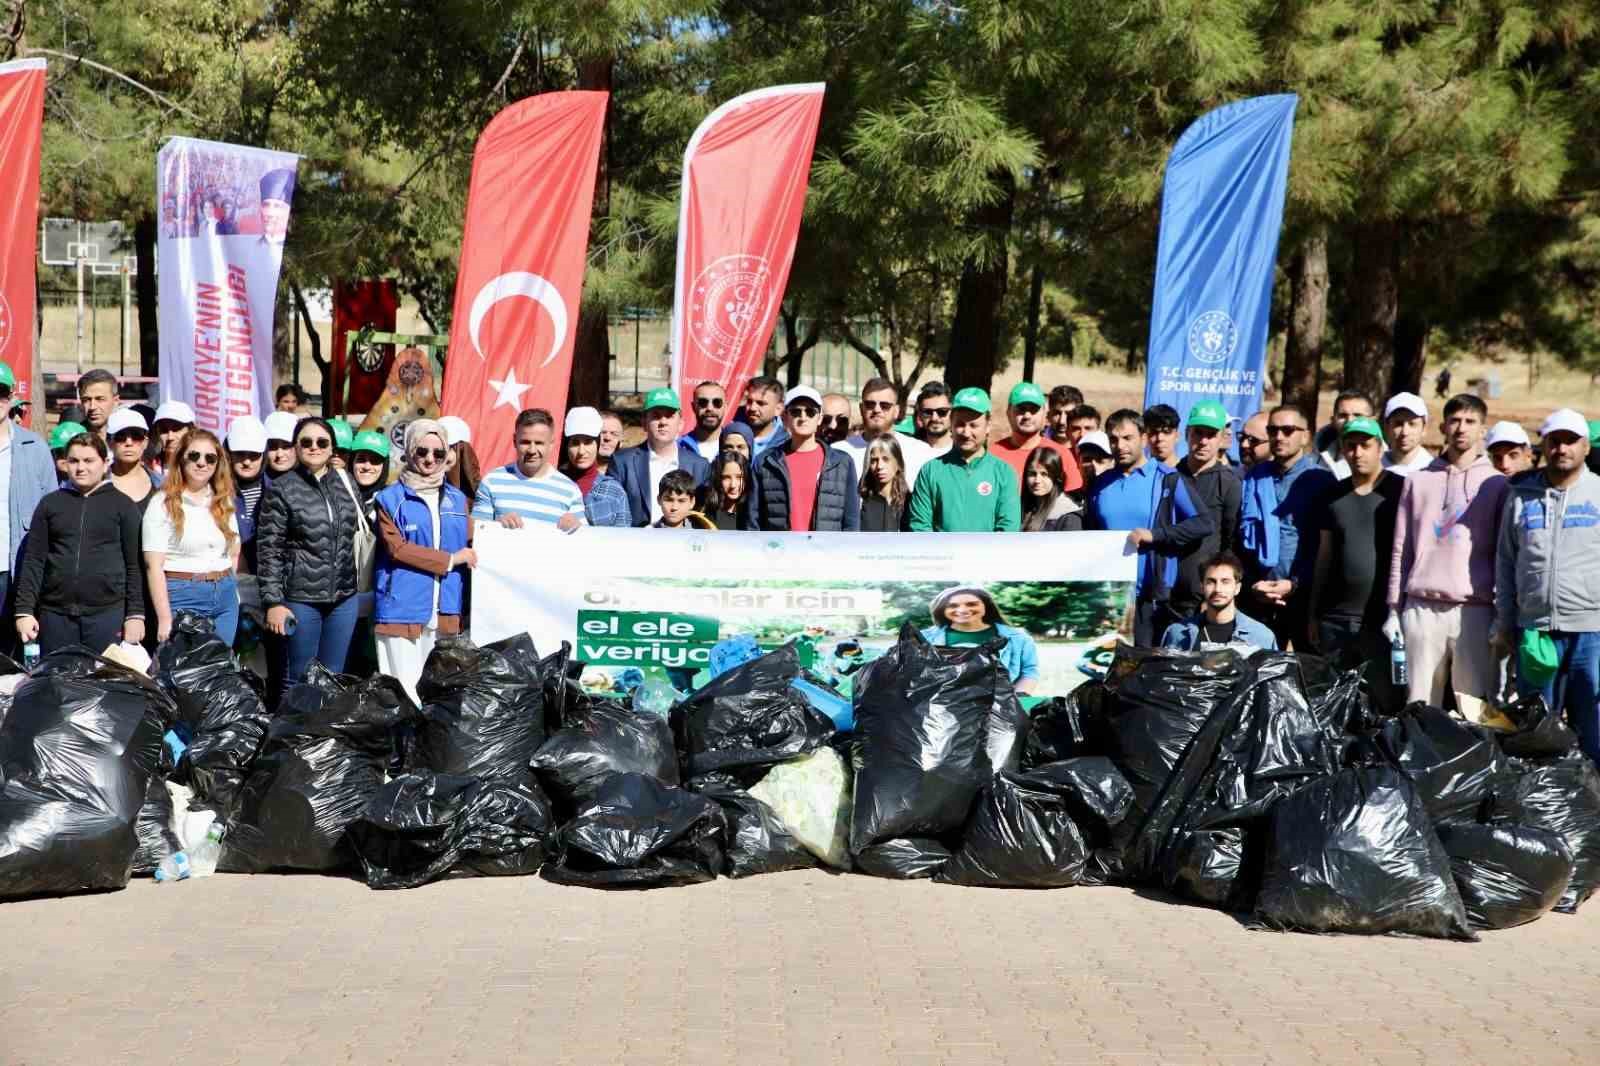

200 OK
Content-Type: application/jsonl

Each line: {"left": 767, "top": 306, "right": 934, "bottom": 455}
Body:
{"left": 670, "top": 84, "right": 825, "bottom": 415}
{"left": 0, "top": 58, "right": 45, "bottom": 424}
{"left": 331, "top": 279, "right": 399, "bottom": 416}
{"left": 440, "top": 92, "right": 608, "bottom": 468}
{"left": 157, "top": 137, "right": 300, "bottom": 434}
{"left": 1143, "top": 95, "right": 1298, "bottom": 434}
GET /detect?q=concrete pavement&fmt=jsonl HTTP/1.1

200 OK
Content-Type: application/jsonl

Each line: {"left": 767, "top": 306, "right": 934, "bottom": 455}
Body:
{"left": 1, "top": 869, "right": 1594, "bottom": 1065}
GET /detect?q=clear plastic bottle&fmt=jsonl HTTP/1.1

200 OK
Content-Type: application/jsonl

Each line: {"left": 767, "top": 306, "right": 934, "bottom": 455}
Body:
{"left": 21, "top": 642, "right": 39, "bottom": 671}
{"left": 1390, "top": 633, "right": 1408, "bottom": 688}
{"left": 633, "top": 672, "right": 677, "bottom": 718}
{"left": 154, "top": 851, "right": 191, "bottom": 882}
{"left": 188, "top": 823, "right": 225, "bottom": 878}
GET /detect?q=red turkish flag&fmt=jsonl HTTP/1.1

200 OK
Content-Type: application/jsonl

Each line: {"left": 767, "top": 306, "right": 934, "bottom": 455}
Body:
{"left": 671, "top": 84, "right": 824, "bottom": 416}
{"left": 441, "top": 92, "right": 607, "bottom": 467}
{"left": 0, "top": 59, "right": 45, "bottom": 425}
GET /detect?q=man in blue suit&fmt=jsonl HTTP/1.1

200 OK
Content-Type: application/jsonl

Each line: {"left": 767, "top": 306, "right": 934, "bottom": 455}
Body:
{"left": 611, "top": 387, "right": 712, "bottom": 526}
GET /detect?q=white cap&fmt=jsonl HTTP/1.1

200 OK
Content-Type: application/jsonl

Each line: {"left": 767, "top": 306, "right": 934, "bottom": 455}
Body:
{"left": 438, "top": 415, "right": 471, "bottom": 446}
{"left": 784, "top": 385, "right": 822, "bottom": 409}
{"left": 1383, "top": 392, "right": 1428, "bottom": 421}
{"left": 106, "top": 407, "right": 148, "bottom": 436}
{"left": 1540, "top": 408, "right": 1589, "bottom": 440}
{"left": 1077, "top": 430, "right": 1112, "bottom": 457}
{"left": 226, "top": 415, "right": 268, "bottom": 453}
{"left": 1486, "top": 421, "right": 1530, "bottom": 449}
{"left": 153, "top": 400, "right": 196, "bottom": 426}
{"left": 262, "top": 410, "right": 299, "bottom": 443}
{"left": 564, "top": 406, "right": 602, "bottom": 439}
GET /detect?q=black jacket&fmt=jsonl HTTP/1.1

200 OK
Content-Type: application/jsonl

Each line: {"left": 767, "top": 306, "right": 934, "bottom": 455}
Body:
{"left": 256, "top": 465, "right": 360, "bottom": 607}
{"left": 750, "top": 444, "right": 861, "bottom": 531}
{"left": 1165, "top": 461, "right": 1242, "bottom": 614}
{"left": 859, "top": 493, "right": 909, "bottom": 533}
{"left": 14, "top": 482, "right": 145, "bottom": 620}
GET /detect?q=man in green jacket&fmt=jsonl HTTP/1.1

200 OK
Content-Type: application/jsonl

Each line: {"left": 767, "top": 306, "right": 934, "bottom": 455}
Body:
{"left": 909, "top": 388, "right": 1021, "bottom": 532}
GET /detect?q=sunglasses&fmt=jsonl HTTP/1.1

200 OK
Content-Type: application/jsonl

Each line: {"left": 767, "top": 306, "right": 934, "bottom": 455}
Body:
{"left": 267, "top": 440, "right": 295, "bottom": 450}
{"left": 694, "top": 397, "right": 724, "bottom": 409}
{"left": 111, "top": 430, "right": 148, "bottom": 444}
{"left": 862, "top": 400, "right": 896, "bottom": 412}
{"left": 821, "top": 414, "right": 849, "bottom": 426}
{"left": 788, "top": 405, "right": 820, "bottom": 418}
{"left": 298, "top": 437, "right": 331, "bottom": 450}
{"left": 1238, "top": 434, "right": 1266, "bottom": 447}
{"left": 1266, "top": 425, "right": 1304, "bottom": 436}
{"left": 231, "top": 452, "right": 263, "bottom": 462}
{"left": 919, "top": 407, "right": 951, "bottom": 418}
{"left": 185, "top": 450, "right": 219, "bottom": 466}
{"left": 412, "top": 447, "right": 448, "bottom": 461}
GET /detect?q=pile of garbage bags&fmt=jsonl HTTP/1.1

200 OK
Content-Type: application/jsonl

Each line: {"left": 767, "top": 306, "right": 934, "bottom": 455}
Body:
{"left": 3, "top": 614, "right": 1600, "bottom": 945}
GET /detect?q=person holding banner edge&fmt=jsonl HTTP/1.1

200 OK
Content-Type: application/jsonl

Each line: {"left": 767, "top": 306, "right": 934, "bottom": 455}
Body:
{"left": 472, "top": 409, "right": 588, "bottom": 531}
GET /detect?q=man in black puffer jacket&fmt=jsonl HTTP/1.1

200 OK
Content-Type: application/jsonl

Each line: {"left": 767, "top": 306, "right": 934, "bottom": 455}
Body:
{"left": 254, "top": 418, "right": 362, "bottom": 703}
{"left": 749, "top": 386, "right": 861, "bottom": 532}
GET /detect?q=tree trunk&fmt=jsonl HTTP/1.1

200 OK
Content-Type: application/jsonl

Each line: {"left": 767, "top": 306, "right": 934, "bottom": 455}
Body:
{"left": 1281, "top": 227, "right": 1327, "bottom": 421}
{"left": 944, "top": 178, "right": 1016, "bottom": 395}
{"left": 290, "top": 284, "right": 328, "bottom": 409}
{"left": 568, "top": 55, "right": 613, "bottom": 409}
{"left": 1022, "top": 261, "right": 1044, "bottom": 383}
{"left": 1340, "top": 222, "right": 1398, "bottom": 405}
{"left": 134, "top": 213, "right": 159, "bottom": 378}
{"left": 1392, "top": 311, "right": 1429, "bottom": 397}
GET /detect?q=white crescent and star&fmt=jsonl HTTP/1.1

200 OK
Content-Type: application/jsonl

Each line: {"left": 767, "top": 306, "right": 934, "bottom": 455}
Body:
{"left": 468, "top": 271, "right": 568, "bottom": 407}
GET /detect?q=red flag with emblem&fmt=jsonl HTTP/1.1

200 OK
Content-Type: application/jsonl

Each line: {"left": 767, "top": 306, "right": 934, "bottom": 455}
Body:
{"left": 670, "top": 84, "right": 824, "bottom": 416}
{"left": 441, "top": 91, "right": 607, "bottom": 467}
{"left": 0, "top": 59, "right": 45, "bottom": 425}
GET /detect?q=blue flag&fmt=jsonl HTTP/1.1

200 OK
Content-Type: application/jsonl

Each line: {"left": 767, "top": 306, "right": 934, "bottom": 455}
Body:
{"left": 1143, "top": 95, "right": 1298, "bottom": 448}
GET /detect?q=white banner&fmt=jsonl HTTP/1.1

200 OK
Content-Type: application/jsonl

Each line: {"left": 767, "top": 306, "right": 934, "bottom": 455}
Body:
{"left": 157, "top": 137, "right": 300, "bottom": 434}
{"left": 473, "top": 527, "right": 1137, "bottom": 695}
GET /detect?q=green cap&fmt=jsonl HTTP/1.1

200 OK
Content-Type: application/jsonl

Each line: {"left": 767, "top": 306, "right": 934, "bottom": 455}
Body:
{"left": 50, "top": 421, "right": 87, "bottom": 449}
{"left": 330, "top": 418, "right": 355, "bottom": 450}
{"left": 952, "top": 387, "right": 991, "bottom": 415}
{"left": 1341, "top": 415, "right": 1384, "bottom": 441}
{"left": 352, "top": 429, "right": 390, "bottom": 459}
{"left": 643, "top": 386, "right": 680, "bottom": 412}
{"left": 1008, "top": 382, "right": 1045, "bottom": 408}
{"left": 1588, "top": 420, "right": 1600, "bottom": 446}
{"left": 1187, "top": 400, "right": 1229, "bottom": 431}
{"left": 0, "top": 363, "right": 15, "bottom": 390}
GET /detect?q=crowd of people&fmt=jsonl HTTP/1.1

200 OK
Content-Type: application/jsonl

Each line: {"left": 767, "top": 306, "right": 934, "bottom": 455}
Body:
{"left": 4, "top": 366, "right": 1597, "bottom": 769}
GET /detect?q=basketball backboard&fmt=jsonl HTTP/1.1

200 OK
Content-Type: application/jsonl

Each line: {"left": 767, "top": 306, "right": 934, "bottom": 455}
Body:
{"left": 42, "top": 219, "right": 133, "bottom": 272}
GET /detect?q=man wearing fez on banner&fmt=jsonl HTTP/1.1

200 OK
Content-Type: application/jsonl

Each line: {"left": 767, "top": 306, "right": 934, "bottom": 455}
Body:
{"left": 256, "top": 168, "right": 295, "bottom": 258}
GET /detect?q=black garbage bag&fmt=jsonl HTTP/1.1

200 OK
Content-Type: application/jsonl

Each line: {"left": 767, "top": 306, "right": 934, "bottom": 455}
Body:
{"left": 1494, "top": 694, "right": 1580, "bottom": 760}
{"left": 1486, "top": 754, "right": 1600, "bottom": 913}
{"left": 1309, "top": 667, "right": 1376, "bottom": 737}
{"left": 1436, "top": 821, "right": 1573, "bottom": 929}
{"left": 692, "top": 780, "right": 815, "bottom": 878}
{"left": 1023, "top": 684, "right": 1108, "bottom": 770}
{"left": 1094, "top": 646, "right": 1248, "bottom": 819}
{"left": 849, "top": 625, "right": 1029, "bottom": 853}
{"left": 530, "top": 700, "right": 678, "bottom": 814}
{"left": 936, "top": 757, "right": 1136, "bottom": 888}
{"left": 853, "top": 837, "right": 953, "bottom": 880}
{"left": 1358, "top": 704, "right": 1505, "bottom": 825}
{"left": 0, "top": 650, "right": 171, "bottom": 898}
{"left": 1254, "top": 766, "right": 1474, "bottom": 939}
{"left": 671, "top": 643, "right": 834, "bottom": 781}
{"left": 1135, "top": 654, "right": 1345, "bottom": 909}
{"left": 221, "top": 666, "right": 417, "bottom": 873}
{"left": 155, "top": 612, "right": 271, "bottom": 815}
{"left": 413, "top": 635, "right": 545, "bottom": 784}
{"left": 538, "top": 642, "right": 582, "bottom": 733}
{"left": 348, "top": 771, "right": 554, "bottom": 889}
{"left": 543, "top": 772, "right": 724, "bottom": 888}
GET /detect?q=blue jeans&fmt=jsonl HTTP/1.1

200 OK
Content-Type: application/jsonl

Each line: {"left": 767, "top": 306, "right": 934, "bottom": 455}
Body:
{"left": 1518, "top": 629, "right": 1600, "bottom": 768}
{"left": 276, "top": 596, "right": 360, "bottom": 704}
{"left": 167, "top": 574, "right": 240, "bottom": 647}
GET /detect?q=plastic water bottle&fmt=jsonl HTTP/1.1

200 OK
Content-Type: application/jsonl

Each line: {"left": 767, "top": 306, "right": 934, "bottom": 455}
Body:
{"left": 154, "top": 851, "right": 192, "bottom": 882}
{"left": 188, "top": 823, "right": 225, "bottom": 878}
{"left": 1390, "top": 633, "right": 1408, "bottom": 688}
{"left": 21, "top": 642, "right": 38, "bottom": 670}
{"left": 633, "top": 673, "right": 677, "bottom": 718}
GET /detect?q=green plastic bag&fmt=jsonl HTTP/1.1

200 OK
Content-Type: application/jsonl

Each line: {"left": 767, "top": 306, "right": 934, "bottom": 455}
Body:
{"left": 1520, "top": 629, "right": 1559, "bottom": 687}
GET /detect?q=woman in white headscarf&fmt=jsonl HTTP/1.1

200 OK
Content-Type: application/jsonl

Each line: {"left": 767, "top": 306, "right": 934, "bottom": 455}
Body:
{"left": 371, "top": 418, "right": 476, "bottom": 702}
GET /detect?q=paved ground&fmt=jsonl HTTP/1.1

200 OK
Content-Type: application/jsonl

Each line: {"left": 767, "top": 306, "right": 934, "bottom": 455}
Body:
{"left": 2, "top": 870, "right": 1595, "bottom": 1065}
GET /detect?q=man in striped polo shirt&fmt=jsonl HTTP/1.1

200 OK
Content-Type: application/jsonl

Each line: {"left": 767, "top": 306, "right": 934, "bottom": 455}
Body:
{"left": 472, "top": 408, "right": 585, "bottom": 530}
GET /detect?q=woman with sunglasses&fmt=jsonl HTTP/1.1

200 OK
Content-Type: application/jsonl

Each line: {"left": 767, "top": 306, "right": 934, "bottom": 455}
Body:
{"left": 107, "top": 407, "right": 161, "bottom": 507}
{"left": 143, "top": 428, "right": 241, "bottom": 644}
{"left": 372, "top": 419, "right": 476, "bottom": 702}
{"left": 255, "top": 416, "right": 364, "bottom": 704}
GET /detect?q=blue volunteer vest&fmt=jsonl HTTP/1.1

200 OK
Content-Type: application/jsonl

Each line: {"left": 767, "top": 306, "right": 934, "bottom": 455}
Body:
{"left": 373, "top": 482, "right": 470, "bottom": 624}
